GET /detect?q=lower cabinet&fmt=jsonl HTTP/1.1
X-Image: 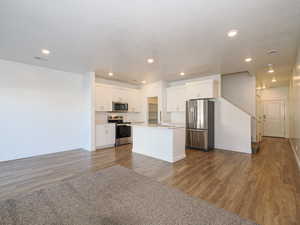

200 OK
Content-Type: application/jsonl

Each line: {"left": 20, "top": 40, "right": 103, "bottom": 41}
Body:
{"left": 96, "top": 124, "right": 115, "bottom": 149}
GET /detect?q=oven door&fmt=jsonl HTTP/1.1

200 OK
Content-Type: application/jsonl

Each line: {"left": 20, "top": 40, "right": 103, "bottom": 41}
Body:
{"left": 116, "top": 125, "right": 131, "bottom": 138}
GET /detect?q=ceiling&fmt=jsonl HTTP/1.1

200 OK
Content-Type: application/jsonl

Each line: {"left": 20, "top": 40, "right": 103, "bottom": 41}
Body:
{"left": 0, "top": 0, "right": 300, "bottom": 86}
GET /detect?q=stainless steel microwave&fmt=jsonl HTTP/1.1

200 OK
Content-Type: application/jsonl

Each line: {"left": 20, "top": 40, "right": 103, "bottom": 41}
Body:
{"left": 112, "top": 102, "right": 128, "bottom": 112}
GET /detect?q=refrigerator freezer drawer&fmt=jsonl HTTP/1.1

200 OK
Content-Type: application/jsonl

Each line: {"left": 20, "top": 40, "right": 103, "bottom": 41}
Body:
{"left": 186, "top": 129, "right": 209, "bottom": 151}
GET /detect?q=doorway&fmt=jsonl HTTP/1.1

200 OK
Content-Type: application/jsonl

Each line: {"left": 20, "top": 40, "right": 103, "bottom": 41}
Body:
{"left": 262, "top": 99, "right": 286, "bottom": 138}
{"left": 147, "top": 97, "right": 158, "bottom": 124}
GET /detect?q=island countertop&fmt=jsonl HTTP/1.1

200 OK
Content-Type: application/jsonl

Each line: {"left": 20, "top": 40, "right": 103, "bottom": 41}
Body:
{"left": 130, "top": 123, "right": 185, "bottom": 129}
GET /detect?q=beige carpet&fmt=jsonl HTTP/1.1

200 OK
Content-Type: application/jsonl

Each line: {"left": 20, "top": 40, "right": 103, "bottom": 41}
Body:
{"left": 0, "top": 166, "right": 258, "bottom": 225}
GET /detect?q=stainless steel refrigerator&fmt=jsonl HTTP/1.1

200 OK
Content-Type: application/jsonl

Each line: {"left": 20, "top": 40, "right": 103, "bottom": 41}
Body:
{"left": 186, "top": 99, "right": 214, "bottom": 151}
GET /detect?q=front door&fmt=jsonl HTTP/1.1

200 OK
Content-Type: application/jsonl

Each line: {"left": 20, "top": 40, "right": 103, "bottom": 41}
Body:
{"left": 262, "top": 100, "right": 285, "bottom": 137}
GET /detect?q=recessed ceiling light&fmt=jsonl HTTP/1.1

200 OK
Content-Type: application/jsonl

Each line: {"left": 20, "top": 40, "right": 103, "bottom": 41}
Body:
{"left": 180, "top": 72, "right": 185, "bottom": 76}
{"left": 262, "top": 84, "right": 266, "bottom": 89}
{"left": 147, "top": 58, "right": 154, "bottom": 64}
{"left": 227, "top": 29, "right": 238, "bottom": 38}
{"left": 41, "top": 49, "right": 50, "bottom": 55}
{"left": 293, "top": 76, "right": 300, "bottom": 80}
{"left": 108, "top": 72, "right": 114, "bottom": 76}
{"left": 141, "top": 80, "right": 146, "bottom": 84}
{"left": 245, "top": 58, "right": 252, "bottom": 62}
{"left": 272, "top": 77, "right": 277, "bottom": 82}
{"left": 267, "top": 64, "right": 274, "bottom": 73}
{"left": 268, "top": 69, "right": 274, "bottom": 73}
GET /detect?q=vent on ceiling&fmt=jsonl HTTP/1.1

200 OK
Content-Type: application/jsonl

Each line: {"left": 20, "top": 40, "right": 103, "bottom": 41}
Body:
{"left": 267, "top": 50, "right": 278, "bottom": 55}
{"left": 34, "top": 56, "right": 48, "bottom": 61}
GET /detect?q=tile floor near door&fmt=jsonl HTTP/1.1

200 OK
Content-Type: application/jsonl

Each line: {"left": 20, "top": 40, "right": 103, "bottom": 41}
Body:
{"left": 0, "top": 137, "right": 299, "bottom": 225}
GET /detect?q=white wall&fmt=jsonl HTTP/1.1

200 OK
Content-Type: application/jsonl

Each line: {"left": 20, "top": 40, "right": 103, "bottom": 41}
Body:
{"left": 260, "top": 86, "right": 289, "bottom": 99}
{"left": 215, "top": 98, "right": 252, "bottom": 153}
{"left": 0, "top": 59, "right": 94, "bottom": 161}
{"left": 168, "top": 74, "right": 221, "bottom": 87}
{"left": 221, "top": 72, "right": 256, "bottom": 116}
{"left": 95, "top": 77, "right": 141, "bottom": 89}
{"left": 289, "top": 46, "right": 300, "bottom": 165}
{"left": 83, "top": 72, "right": 96, "bottom": 151}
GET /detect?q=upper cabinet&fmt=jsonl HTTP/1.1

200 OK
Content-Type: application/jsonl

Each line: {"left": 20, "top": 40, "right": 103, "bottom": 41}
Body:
{"left": 185, "top": 80, "right": 219, "bottom": 100}
{"left": 127, "top": 89, "right": 142, "bottom": 113}
{"left": 95, "top": 85, "right": 112, "bottom": 112}
{"left": 167, "top": 86, "right": 186, "bottom": 112}
{"left": 95, "top": 84, "right": 141, "bottom": 112}
{"left": 166, "top": 80, "right": 219, "bottom": 112}
{"left": 111, "top": 88, "right": 130, "bottom": 103}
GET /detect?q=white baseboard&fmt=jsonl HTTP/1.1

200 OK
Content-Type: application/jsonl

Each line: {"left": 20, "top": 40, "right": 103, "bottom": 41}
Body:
{"left": 95, "top": 144, "right": 115, "bottom": 150}
{"left": 172, "top": 154, "right": 186, "bottom": 163}
{"left": 214, "top": 144, "right": 252, "bottom": 154}
{"left": 289, "top": 139, "right": 300, "bottom": 170}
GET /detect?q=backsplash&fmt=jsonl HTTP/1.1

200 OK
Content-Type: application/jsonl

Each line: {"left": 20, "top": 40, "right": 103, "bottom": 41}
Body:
{"left": 169, "top": 112, "right": 186, "bottom": 124}
{"left": 95, "top": 112, "right": 144, "bottom": 124}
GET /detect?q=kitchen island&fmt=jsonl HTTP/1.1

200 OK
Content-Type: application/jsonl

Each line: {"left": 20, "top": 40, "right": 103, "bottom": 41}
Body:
{"left": 131, "top": 124, "right": 186, "bottom": 163}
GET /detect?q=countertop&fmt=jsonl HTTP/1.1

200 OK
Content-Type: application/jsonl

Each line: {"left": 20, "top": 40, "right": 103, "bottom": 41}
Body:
{"left": 130, "top": 123, "right": 185, "bottom": 129}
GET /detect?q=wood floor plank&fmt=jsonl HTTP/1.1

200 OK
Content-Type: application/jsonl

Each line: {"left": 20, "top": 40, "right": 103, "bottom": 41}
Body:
{"left": 0, "top": 137, "right": 299, "bottom": 225}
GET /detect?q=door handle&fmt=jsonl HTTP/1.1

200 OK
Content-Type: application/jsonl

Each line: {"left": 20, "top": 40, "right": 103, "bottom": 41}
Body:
{"left": 160, "top": 111, "right": 162, "bottom": 123}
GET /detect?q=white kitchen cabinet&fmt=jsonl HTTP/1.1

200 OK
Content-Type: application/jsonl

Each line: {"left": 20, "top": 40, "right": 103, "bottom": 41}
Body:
{"left": 111, "top": 88, "right": 127, "bottom": 103}
{"left": 167, "top": 86, "right": 186, "bottom": 112}
{"left": 95, "top": 83, "right": 142, "bottom": 113}
{"left": 128, "top": 89, "right": 142, "bottom": 112}
{"left": 185, "top": 80, "right": 219, "bottom": 100}
{"left": 95, "top": 85, "right": 112, "bottom": 111}
{"left": 96, "top": 123, "right": 115, "bottom": 149}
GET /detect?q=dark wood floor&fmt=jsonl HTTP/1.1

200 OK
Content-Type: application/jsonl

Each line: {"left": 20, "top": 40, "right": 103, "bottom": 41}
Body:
{"left": 0, "top": 137, "right": 299, "bottom": 225}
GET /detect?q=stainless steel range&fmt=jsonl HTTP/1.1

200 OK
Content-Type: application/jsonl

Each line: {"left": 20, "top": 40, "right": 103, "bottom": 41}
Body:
{"left": 108, "top": 116, "right": 132, "bottom": 146}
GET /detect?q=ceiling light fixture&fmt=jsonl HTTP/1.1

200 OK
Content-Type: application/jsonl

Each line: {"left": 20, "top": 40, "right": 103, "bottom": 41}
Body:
{"left": 108, "top": 72, "right": 114, "bottom": 77}
{"left": 293, "top": 76, "right": 300, "bottom": 81}
{"left": 41, "top": 49, "right": 50, "bottom": 55}
{"left": 272, "top": 77, "right": 277, "bottom": 83}
{"left": 245, "top": 57, "right": 252, "bottom": 62}
{"left": 141, "top": 80, "right": 146, "bottom": 84}
{"left": 227, "top": 29, "right": 238, "bottom": 38}
{"left": 256, "top": 86, "right": 261, "bottom": 90}
{"left": 147, "top": 58, "right": 154, "bottom": 64}
{"left": 180, "top": 72, "right": 185, "bottom": 76}
{"left": 262, "top": 84, "right": 266, "bottom": 89}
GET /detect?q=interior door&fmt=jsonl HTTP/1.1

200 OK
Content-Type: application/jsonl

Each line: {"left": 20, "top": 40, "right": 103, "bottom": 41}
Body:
{"left": 262, "top": 100, "right": 285, "bottom": 137}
